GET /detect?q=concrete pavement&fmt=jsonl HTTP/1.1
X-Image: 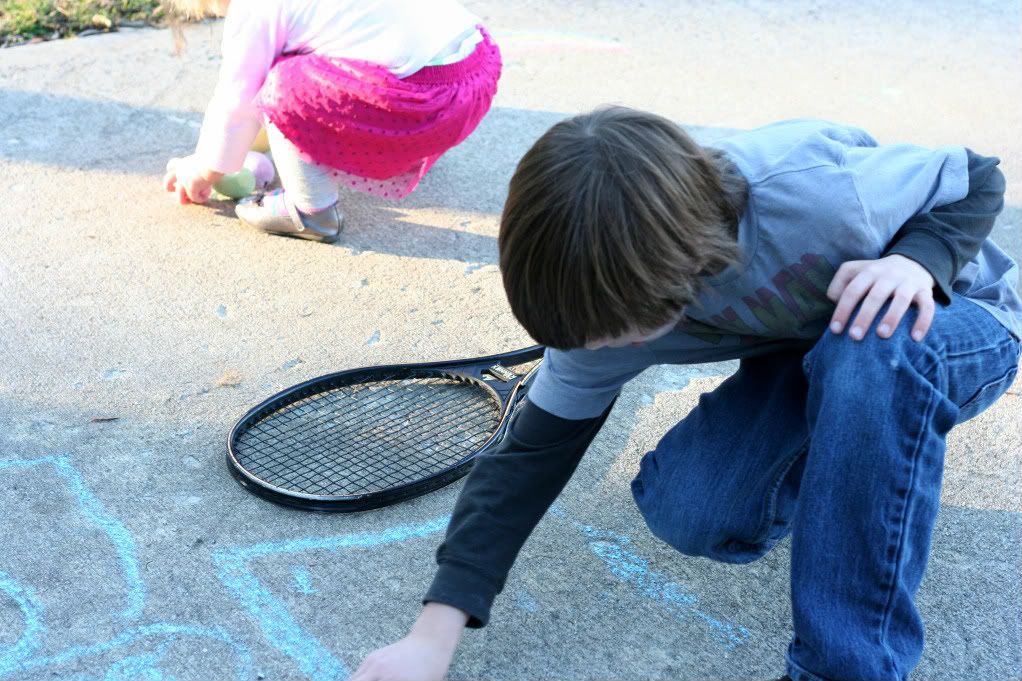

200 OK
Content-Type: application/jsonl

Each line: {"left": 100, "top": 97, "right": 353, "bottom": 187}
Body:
{"left": 0, "top": 1, "right": 1019, "bottom": 678}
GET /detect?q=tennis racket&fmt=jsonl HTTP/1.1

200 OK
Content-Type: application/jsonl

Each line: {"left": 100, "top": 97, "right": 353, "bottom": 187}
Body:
{"left": 226, "top": 346, "right": 544, "bottom": 512}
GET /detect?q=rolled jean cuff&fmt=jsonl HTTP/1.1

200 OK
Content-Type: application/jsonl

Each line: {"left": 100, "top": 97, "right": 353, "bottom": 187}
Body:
{"left": 786, "top": 657, "right": 834, "bottom": 681}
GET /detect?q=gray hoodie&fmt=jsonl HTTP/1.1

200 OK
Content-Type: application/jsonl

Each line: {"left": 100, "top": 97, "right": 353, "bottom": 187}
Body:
{"left": 529, "top": 119, "right": 1020, "bottom": 420}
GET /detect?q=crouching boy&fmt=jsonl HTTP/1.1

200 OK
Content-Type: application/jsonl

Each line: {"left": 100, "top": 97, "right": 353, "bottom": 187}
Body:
{"left": 354, "top": 107, "right": 1019, "bottom": 681}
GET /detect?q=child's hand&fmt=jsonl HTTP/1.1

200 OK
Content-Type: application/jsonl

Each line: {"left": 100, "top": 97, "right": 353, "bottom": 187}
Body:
{"left": 352, "top": 602, "right": 467, "bottom": 681}
{"left": 163, "top": 155, "right": 223, "bottom": 205}
{"left": 350, "top": 633, "right": 456, "bottom": 681}
{"left": 827, "top": 254, "right": 936, "bottom": 342}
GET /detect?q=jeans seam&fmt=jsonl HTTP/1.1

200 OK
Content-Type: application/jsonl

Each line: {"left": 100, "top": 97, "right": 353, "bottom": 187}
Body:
{"left": 786, "top": 655, "right": 831, "bottom": 681}
{"left": 944, "top": 336, "right": 1020, "bottom": 359}
{"left": 877, "top": 378, "right": 939, "bottom": 679}
{"left": 957, "top": 365, "right": 1019, "bottom": 415}
{"left": 754, "top": 436, "right": 810, "bottom": 545}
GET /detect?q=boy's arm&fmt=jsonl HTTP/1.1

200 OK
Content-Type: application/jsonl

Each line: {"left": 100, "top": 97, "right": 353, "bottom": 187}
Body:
{"left": 829, "top": 145, "right": 1005, "bottom": 340}
{"left": 882, "top": 150, "right": 1005, "bottom": 304}
{"left": 354, "top": 353, "right": 637, "bottom": 678}
{"left": 424, "top": 395, "right": 615, "bottom": 627}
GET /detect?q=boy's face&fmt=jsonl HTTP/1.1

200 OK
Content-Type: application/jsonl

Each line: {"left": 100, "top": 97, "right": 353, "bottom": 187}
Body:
{"left": 583, "top": 313, "right": 683, "bottom": 351}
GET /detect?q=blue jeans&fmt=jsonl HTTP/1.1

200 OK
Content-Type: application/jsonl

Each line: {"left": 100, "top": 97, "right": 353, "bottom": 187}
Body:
{"left": 631, "top": 296, "right": 1020, "bottom": 681}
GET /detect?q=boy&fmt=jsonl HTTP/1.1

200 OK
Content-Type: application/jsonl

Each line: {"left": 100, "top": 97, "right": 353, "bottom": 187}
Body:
{"left": 353, "top": 107, "right": 1019, "bottom": 680}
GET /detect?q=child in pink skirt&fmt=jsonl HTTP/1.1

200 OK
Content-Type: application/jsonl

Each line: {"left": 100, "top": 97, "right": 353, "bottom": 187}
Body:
{"left": 163, "top": 0, "right": 502, "bottom": 243}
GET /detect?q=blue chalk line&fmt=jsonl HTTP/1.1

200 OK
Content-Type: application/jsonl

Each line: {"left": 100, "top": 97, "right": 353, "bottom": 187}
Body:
{"left": 10, "top": 623, "right": 253, "bottom": 679}
{"left": 1, "top": 451, "right": 746, "bottom": 678}
{"left": 213, "top": 516, "right": 450, "bottom": 681}
{"left": 514, "top": 590, "right": 539, "bottom": 613}
{"left": 550, "top": 505, "right": 751, "bottom": 649}
{"left": 0, "top": 456, "right": 143, "bottom": 620}
{"left": 0, "top": 456, "right": 254, "bottom": 680}
{"left": 0, "top": 571, "right": 45, "bottom": 677}
{"left": 292, "top": 566, "right": 316, "bottom": 595}
{"left": 102, "top": 637, "right": 174, "bottom": 681}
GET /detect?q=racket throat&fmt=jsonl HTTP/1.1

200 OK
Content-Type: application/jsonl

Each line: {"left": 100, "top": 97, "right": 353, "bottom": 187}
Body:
{"left": 483, "top": 364, "right": 517, "bottom": 382}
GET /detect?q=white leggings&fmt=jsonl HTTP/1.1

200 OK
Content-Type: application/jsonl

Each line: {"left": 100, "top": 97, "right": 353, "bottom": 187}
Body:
{"left": 265, "top": 121, "right": 339, "bottom": 212}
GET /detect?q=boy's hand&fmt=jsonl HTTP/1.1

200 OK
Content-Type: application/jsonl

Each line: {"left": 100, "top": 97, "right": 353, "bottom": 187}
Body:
{"left": 827, "top": 254, "right": 935, "bottom": 342}
{"left": 352, "top": 602, "right": 467, "bottom": 681}
{"left": 350, "top": 633, "right": 456, "bottom": 681}
{"left": 163, "top": 155, "right": 223, "bottom": 205}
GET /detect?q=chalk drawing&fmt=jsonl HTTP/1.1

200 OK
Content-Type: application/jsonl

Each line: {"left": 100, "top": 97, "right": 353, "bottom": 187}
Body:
{"left": 14, "top": 624, "right": 253, "bottom": 680}
{"left": 0, "top": 456, "right": 254, "bottom": 680}
{"left": 212, "top": 517, "right": 450, "bottom": 681}
{"left": 514, "top": 589, "right": 539, "bottom": 613}
{"left": 165, "top": 114, "right": 201, "bottom": 130}
{"left": 0, "top": 456, "right": 143, "bottom": 620}
{"left": 215, "top": 504, "right": 748, "bottom": 679}
{"left": 493, "top": 30, "right": 629, "bottom": 55}
{"left": 292, "top": 566, "right": 316, "bottom": 595}
{"left": 13, "top": 621, "right": 251, "bottom": 674}
{"left": 2, "top": 453, "right": 746, "bottom": 678}
{"left": 102, "top": 637, "right": 174, "bottom": 681}
{"left": 0, "top": 571, "right": 44, "bottom": 677}
{"left": 550, "top": 505, "right": 751, "bottom": 650}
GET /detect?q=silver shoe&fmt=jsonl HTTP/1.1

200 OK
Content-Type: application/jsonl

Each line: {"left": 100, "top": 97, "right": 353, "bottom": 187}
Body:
{"left": 236, "top": 192, "right": 344, "bottom": 244}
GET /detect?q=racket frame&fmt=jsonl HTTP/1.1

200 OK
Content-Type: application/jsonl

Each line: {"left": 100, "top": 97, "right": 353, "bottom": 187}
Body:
{"left": 226, "top": 346, "right": 544, "bottom": 512}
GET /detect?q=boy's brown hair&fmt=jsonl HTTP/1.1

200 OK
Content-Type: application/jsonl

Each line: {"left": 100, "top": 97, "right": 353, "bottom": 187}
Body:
{"left": 499, "top": 106, "right": 747, "bottom": 350}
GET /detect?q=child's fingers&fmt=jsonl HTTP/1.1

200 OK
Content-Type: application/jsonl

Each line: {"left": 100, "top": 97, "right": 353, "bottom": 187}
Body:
{"left": 829, "top": 267, "right": 873, "bottom": 334}
{"left": 910, "top": 290, "right": 935, "bottom": 341}
{"left": 185, "top": 178, "right": 211, "bottom": 204}
{"left": 176, "top": 183, "right": 193, "bottom": 205}
{"left": 846, "top": 279, "right": 896, "bottom": 340}
{"left": 826, "top": 260, "right": 863, "bottom": 303}
{"left": 164, "top": 158, "right": 180, "bottom": 189}
{"left": 875, "top": 286, "right": 916, "bottom": 338}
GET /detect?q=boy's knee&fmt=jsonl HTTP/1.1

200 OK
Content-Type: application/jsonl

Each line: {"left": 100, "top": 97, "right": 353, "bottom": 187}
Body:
{"left": 631, "top": 458, "right": 768, "bottom": 564}
{"left": 805, "top": 308, "right": 944, "bottom": 392}
{"left": 631, "top": 457, "right": 703, "bottom": 557}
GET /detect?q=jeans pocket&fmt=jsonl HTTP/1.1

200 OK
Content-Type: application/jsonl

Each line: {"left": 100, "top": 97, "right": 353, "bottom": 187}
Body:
{"left": 956, "top": 364, "right": 1019, "bottom": 423}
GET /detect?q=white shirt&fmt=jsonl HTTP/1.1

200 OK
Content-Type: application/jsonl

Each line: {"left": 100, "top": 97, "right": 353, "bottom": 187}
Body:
{"left": 196, "top": 0, "right": 481, "bottom": 173}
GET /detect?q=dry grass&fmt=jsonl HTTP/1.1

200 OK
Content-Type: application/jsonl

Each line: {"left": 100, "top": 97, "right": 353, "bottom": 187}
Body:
{"left": 0, "top": 0, "right": 168, "bottom": 47}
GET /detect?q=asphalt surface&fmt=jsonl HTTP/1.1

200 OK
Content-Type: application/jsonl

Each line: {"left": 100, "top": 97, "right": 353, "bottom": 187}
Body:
{"left": 0, "top": 1, "right": 1019, "bottom": 679}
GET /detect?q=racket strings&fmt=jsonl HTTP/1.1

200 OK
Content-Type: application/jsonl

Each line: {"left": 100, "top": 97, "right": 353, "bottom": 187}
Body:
{"left": 234, "top": 375, "right": 502, "bottom": 496}
{"left": 278, "top": 382, "right": 488, "bottom": 486}
{"left": 243, "top": 379, "right": 470, "bottom": 470}
{"left": 250, "top": 378, "right": 481, "bottom": 461}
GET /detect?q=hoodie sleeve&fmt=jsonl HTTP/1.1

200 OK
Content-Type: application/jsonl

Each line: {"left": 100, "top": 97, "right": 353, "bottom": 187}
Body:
{"left": 423, "top": 396, "right": 614, "bottom": 627}
{"left": 882, "top": 150, "right": 1005, "bottom": 304}
{"left": 840, "top": 139, "right": 1006, "bottom": 304}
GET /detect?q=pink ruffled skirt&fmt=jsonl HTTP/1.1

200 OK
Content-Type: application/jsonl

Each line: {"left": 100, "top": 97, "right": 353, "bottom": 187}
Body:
{"left": 256, "top": 27, "right": 502, "bottom": 199}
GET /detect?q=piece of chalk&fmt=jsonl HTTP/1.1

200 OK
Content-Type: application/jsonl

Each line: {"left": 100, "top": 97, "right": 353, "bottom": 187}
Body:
{"left": 244, "top": 151, "right": 275, "bottom": 189}
{"left": 213, "top": 168, "right": 256, "bottom": 199}
{"left": 251, "top": 127, "right": 270, "bottom": 153}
